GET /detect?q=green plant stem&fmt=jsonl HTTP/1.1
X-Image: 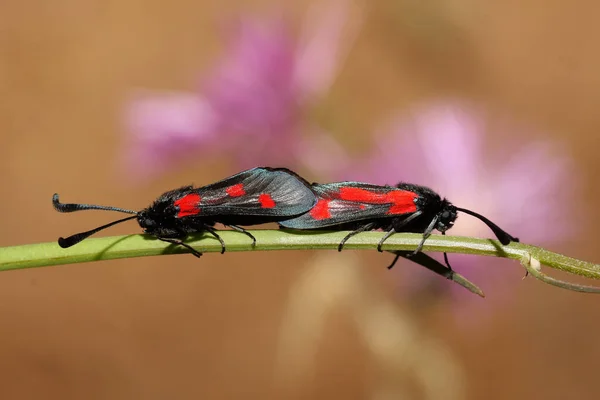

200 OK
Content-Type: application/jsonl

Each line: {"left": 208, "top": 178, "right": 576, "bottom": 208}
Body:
{"left": 1, "top": 231, "right": 599, "bottom": 293}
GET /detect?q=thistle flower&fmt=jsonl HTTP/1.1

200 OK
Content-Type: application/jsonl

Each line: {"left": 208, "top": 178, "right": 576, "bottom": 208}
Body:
{"left": 352, "top": 101, "right": 578, "bottom": 316}
{"left": 123, "top": 1, "right": 360, "bottom": 180}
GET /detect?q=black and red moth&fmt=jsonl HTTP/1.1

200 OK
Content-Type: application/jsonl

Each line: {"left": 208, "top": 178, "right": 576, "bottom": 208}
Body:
{"left": 53, "top": 167, "right": 317, "bottom": 257}
{"left": 279, "top": 181, "right": 519, "bottom": 263}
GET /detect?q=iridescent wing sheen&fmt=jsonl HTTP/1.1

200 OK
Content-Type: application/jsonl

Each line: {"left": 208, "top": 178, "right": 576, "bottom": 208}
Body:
{"left": 279, "top": 182, "right": 419, "bottom": 229}
{"left": 174, "top": 167, "right": 316, "bottom": 218}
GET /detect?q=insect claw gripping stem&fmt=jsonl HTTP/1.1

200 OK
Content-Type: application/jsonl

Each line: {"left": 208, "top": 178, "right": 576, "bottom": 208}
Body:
{"left": 338, "top": 223, "right": 376, "bottom": 252}
{"left": 338, "top": 232, "right": 354, "bottom": 251}
{"left": 158, "top": 238, "right": 203, "bottom": 258}
{"left": 204, "top": 226, "right": 226, "bottom": 254}
{"left": 377, "top": 228, "right": 396, "bottom": 252}
{"left": 410, "top": 215, "right": 439, "bottom": 255}
{"left": 226, "top": 225, "right": 257, "bottom": 247}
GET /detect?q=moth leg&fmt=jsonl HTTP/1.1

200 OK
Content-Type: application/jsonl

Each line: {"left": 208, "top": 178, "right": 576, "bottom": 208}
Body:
{"left": 158, "top": 237, "right": 203, "bottom": 258}
{"left": 411, "top": 215, "right": 439, "bottom": 255}
{"left": 377, "top": 228, "right": 396, "bottom": 252}
{"left": 386, "top": 252, "right": 402, "bottom": 270}
{"left": 338, "top": 223, "right": 377, "bottom": 252}
{"left": 443, "top": 251, "right": 453, "bottom": 271}
{"left": 225, "top": 224, "right": 257, "bottom": 247}
{"left": 385, "top": 211, "right": 425, "bottom": 254}
{"left": 204, "top": 226, "right": 226, "bottom": 254}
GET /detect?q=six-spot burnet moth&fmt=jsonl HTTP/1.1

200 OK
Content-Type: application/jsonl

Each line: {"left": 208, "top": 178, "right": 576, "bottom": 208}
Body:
{"left": 279, "top": 181, "right": 519, "bottom": 269}
{"left": 53, "top": 167, "right": 317, "bottom": 257}
{"left": 54, "top": 166, "right": 518, "bottom": 273}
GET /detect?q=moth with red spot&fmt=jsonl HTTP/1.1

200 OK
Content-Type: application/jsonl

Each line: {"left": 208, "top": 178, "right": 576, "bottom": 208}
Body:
{"left": 279, "top": 181, "right": 519, "bottom": 268}
{"left": 53, "top": 167, "right": 317, "bottom": 257}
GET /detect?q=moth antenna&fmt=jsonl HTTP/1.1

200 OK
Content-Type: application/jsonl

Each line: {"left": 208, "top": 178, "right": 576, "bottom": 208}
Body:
{"left": 53, "top": 194, "right": 137, "bottom": 215}
{"left": 57, "top": 215, "right": 138, "bottom": 248}
{"left": 455, "top": 207, "right": 519, "bottom": 245}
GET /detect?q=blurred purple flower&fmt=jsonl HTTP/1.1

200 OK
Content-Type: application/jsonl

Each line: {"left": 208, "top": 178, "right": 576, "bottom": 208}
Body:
{"left": 123, "top": 0, "right": 360, "bottom": 180}
{"left": 351, "top": 101, "right": 578, "bottom": 320}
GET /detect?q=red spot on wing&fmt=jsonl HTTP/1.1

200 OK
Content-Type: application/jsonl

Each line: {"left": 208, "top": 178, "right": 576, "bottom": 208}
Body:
{"left": 385, "top": 191, "right": 419, "bottom": 214}
{"left": 338, "top": 187, "right": 418, "bottom": 215}
{"left": 258, "top": 193, "right": 276, "bottom": 208}
{"left": 310, "top": 199, "right": 331, "bottom": 220}
{"left": 339, "top": 187, "right": 387, "bottom": 203}
{"left": 226, "top": 183, "right": 246, "bottom": 197}
{"left": 174, "top": 193, "right": 201, "bottom": 217}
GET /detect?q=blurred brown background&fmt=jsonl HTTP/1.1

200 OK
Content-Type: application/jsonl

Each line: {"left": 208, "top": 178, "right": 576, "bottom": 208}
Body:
{"left": 1, "top": 0, "right": 600, "bottom": 399}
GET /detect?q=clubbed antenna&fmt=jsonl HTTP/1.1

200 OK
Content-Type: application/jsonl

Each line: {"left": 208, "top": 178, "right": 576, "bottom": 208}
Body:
{"left": 456, "top": 207, "right": 519, "bottom": 245}
{"left": 58, "top": 215, "right": 138, "bottom": 248}
{"left": 53, "top": 193, "right": 139, "bottom": 248}
{"left": 53, "top": 194, "right": 137, "bottom": 214}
